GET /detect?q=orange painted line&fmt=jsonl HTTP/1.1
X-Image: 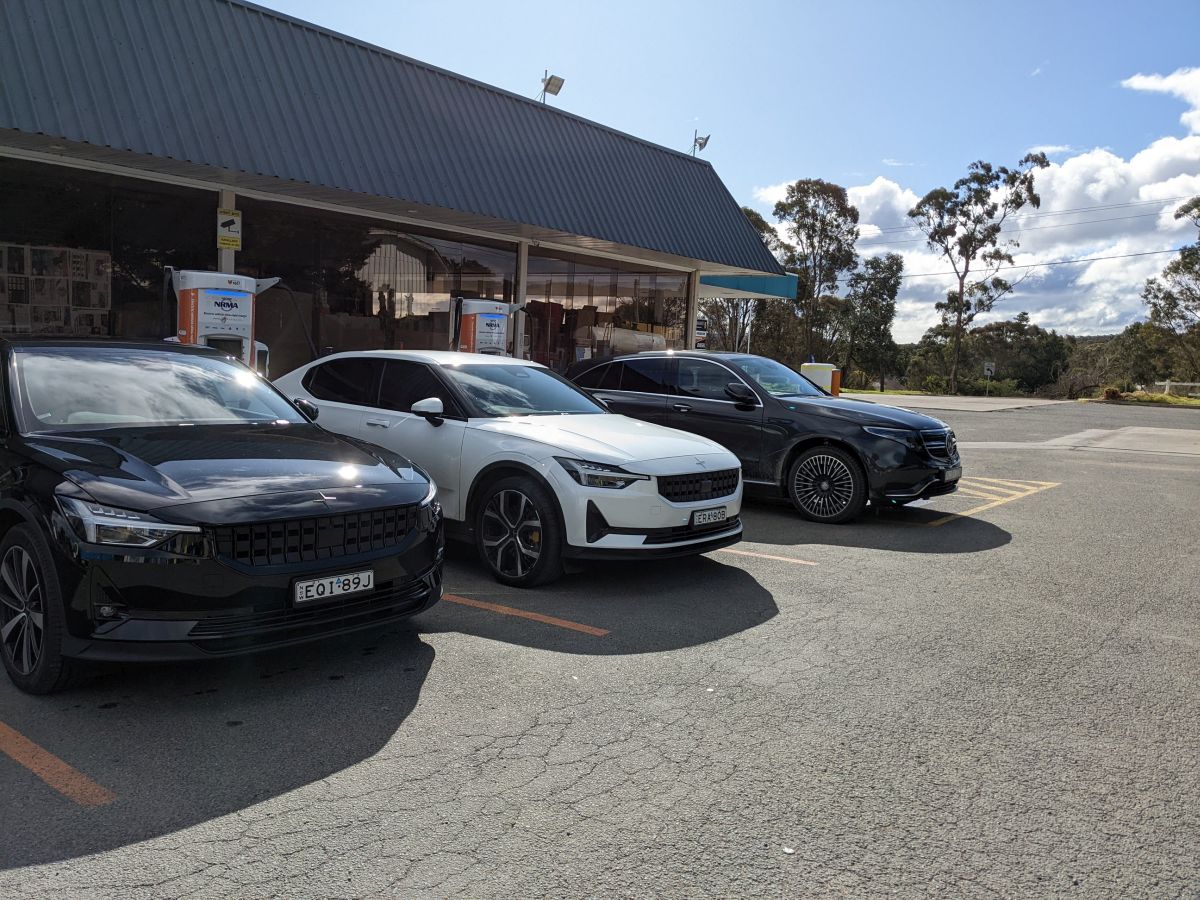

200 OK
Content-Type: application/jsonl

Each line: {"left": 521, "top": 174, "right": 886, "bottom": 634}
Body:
{"left": 442, "top": 593, "right": 609, "bottom": 637}
{"left": 926, "top": 482, "right": 1059, "bottom": 527}
{"left": 717, "top": 548, "right": 819, "bottom": 566}
{"left": 0, "top": 720, "right": 115, "bottom": 807}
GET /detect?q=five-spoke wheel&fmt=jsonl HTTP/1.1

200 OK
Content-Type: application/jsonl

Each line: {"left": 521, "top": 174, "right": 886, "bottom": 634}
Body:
{"left": 475, "top": 476, "right": 564, "bottom": 587}
{"left": 0, "top": 524, "right": 74, "bottom": 694}
{"left": 787, "top": 446, "right": 867, "bottom": 523}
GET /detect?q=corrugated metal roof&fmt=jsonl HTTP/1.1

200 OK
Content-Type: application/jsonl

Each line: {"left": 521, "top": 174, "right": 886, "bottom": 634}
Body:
{"left": 0, "top": 0, "right": 782, "bottom": 275}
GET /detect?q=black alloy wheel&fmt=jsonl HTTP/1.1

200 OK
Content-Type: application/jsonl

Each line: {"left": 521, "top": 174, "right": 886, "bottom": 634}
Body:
{"left": 475, "top": 475, "right": 564, "bottom": 588}
{"left": 787, "top": 446, "right": 867, "bottom": 524}
{"left": 0, "top": 524, "right": 76, "bottom": 694}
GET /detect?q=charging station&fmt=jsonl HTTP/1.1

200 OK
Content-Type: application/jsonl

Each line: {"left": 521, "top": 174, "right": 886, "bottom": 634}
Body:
{"left": 169, "top": 270, "right": 278, "bottom": 374}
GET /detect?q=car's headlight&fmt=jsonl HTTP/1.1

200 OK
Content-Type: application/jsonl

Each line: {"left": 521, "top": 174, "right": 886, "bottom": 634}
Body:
{"left": 57, "top": 495, "right": 201, "bottom": 547}
{"left": 421, "top": 478, "right": 438, "bottom": 506}
{"left": 555, "top": 457, "right": 649, "bottom": 490}
{"left": 863, "top": 426, "right": 921, "bottom": 449}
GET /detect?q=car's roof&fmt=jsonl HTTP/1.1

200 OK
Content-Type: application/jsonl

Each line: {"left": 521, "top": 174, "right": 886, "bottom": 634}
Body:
{"left": 311, "top": 350, "right": 546, "bottom": 368}
{"left": 0, "top": 337, "right": 223, "bottom": 355}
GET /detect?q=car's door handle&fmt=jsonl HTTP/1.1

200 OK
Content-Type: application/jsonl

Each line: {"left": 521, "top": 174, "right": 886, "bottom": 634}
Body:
{"left": 365, "top": 418, "right": 392, "bottom": 428}
{"left": 673, "top": 403, "right": 692, "bottom": 413}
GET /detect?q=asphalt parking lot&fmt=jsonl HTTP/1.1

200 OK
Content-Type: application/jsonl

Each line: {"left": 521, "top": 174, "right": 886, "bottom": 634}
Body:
{"left": 1, "top": 401, "right": 1197, "bottom": 897}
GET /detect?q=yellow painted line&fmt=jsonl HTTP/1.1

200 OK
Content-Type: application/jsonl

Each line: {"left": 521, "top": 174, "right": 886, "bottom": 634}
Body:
{"left": 964, "top": 476, "right": 1058, "bottom": 488}
{"left": 955, "top": 486, "right": 1012, "bottom": 501}
{"left": 927, "top": 482, "right": 1060, "bottom": 527}
{"left": 717, "top": 548, "right": 819, "bottom": 566}
{"left": 0, "top": 720, "right": 116, "bottom": 807}
{"left": 442, "top": 593, "right": 609, "bottom": 637}
{"left": 959, "top": 480, "right": 1026, "bottom": 496}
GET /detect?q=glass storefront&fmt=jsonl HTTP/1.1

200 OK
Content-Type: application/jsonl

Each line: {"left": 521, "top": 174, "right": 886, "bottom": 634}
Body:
{"left": 526, "top": 248, "right": 687, "bottom": 371}
{"left": 0, "top": 159, "right": 689, "bottom": 377}
{"left": 0, "top": 157, "right": 213, "bottom": 340}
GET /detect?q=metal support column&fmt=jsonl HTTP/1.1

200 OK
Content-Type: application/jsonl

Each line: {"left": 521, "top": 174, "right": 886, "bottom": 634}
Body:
{"left": 512, "top": 242, "right": 529, "bottom": 358}
{"left": 685, "top": 270, "right": 701, "bottom": 350}
{"left": 218, "top": 188, "right": 236, "bottom": 273}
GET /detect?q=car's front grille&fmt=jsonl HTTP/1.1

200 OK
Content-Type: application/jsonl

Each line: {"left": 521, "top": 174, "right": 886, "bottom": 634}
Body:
{"left": 211, "top": 506, "right": 418, "bottom": 567}
{"left": 657, "top": 468, "right": 740, "bottom": 504}
{"left": 921, "top": 429, "right": 958, "bottom": 459}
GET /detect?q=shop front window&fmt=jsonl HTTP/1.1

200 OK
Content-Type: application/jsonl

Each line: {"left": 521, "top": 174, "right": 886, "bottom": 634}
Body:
{"left": 236, "top": 198, "right": 515, "bottom": 376}
{"left": 0, "top": 158, "right": 213, "bottom": 341}
{"left": 527, "top": 249, "right": 688, "bottom": 370}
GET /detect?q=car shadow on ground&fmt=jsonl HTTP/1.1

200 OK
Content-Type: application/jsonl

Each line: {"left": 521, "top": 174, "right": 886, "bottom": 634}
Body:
{"left": 738, "top": 497, "right": 1012, "bottom": 554}
{"left": 0, "top": 626, "right": 433, "bottom": 870}
{"left": 424, "top": 544, "right": 778, "bottom": 656}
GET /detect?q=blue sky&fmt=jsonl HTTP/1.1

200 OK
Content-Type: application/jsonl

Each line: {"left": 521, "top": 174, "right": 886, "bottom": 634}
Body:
{"left": 264, "top": 0, "right": 1200, "bottom": 339}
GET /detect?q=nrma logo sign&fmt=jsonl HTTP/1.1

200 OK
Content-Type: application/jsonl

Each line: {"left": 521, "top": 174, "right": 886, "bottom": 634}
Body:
{"left": 212, "top": 298, "right": 240, "bottom": 311}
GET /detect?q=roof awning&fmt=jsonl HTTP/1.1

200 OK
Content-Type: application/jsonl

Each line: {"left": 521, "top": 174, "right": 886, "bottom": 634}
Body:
{"left": 699, "top": 273, "right": 797, "bottom": 300}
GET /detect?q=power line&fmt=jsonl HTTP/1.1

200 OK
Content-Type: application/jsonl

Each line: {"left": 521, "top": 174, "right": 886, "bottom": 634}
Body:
{"left": 863, "top": 195, "right": 1190, "bottom": 235}
{"left": 899, "top": 247, "right": 1182, "bottom": 279}
{"left": 858, "top": 211, "right": 1165, "bottom": 247}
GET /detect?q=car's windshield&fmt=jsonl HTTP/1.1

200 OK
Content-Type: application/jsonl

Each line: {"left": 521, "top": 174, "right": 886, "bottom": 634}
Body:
{"left": 729, "top": 355, "right": 826, "bottom": 398}
{"left": 443, "top": 363, "right": 604, "bottom": 417}
{"left": 12, "top": 347, "right": 306, "bottom": 433}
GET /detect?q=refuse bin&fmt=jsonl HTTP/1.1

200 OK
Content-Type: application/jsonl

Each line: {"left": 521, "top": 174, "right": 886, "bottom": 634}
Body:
{"left": 801, "top": 362, "right": 836, "bottom": 393}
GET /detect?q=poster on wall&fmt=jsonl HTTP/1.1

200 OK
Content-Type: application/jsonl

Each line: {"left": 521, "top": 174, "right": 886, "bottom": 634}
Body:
{"left": 0, "top": 244, "right": 111, "bottom": 335}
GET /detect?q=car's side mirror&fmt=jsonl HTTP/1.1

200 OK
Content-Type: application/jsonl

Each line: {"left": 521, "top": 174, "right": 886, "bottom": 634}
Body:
{"left": 411, "top": 396, "right": 445, "bottom": 426}
{"left": 725, "top": 382, "right": 757, "bottom": 406}
{"left": 293, "top": 398, "right": 320, "bottom": 422}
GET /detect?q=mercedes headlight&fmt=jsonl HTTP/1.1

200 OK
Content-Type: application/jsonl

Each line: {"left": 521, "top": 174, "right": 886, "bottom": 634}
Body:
{"left": 57, "top": 494, "right": 201, "bottom": 547}
{"left": 555, "top": 457, "right": 649, "bottom": 490}
{"left": 862, "top": 426, "right": 921, "bottom": 449}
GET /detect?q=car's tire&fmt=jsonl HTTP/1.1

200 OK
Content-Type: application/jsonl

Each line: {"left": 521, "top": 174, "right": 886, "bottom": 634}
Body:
{"left": 0, "top": 524, "right": 79, "bottom": 694}
{"left": 474, "top": 475, "right": 565, "bottom": 588}
{"left": 786, "top": 446, "right": 868, "bottom": 524}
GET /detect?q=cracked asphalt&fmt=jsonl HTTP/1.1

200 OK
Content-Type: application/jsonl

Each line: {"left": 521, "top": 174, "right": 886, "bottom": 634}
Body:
{"left": 0, "top": 402, "right": 1197, "bottom": 897}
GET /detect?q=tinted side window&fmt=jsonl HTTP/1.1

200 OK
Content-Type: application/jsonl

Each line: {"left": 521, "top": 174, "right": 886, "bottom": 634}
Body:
{"left": 573, "top": 363, "right": 610, "bottom": 389}
{"left": 379, "top": 360, "right": 462, "bottom": 416}
{"left": 675, "top": 359, "right": 734, "bottom": 401}
{"left": 619, "top": 358, "right": 672, "bottom": 394}
{"left": 303, "top": 358, "right": 383, "bottom": 405}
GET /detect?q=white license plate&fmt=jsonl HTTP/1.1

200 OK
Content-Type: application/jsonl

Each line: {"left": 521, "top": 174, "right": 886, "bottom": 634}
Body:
{"left": 692, "top": 507, "right": 728, "bottom": 526}
{"left": 294, "top": 569, "right": 374, "bottom": 605}
{"left": 943, "top": 466, "right": 962, "bottom": 482}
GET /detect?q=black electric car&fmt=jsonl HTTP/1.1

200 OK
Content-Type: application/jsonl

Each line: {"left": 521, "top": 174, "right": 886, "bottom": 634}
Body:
{"left": 0, "top": 340, "right": 443, "bottom": 694}
{"left": 570, "top": 351, "right": 961, "bottom": 523}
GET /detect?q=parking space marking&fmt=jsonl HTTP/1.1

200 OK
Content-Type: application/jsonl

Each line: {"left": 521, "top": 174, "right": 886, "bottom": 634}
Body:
{"left": 0, "top": 720, "right": 116, "bottom": 807}
{"left": 717, "top": 548, "right": 819, "bottom": 566}
{"left": 928, "top": 477, "right": 1060, "bottom": 527}
{"left": 442, "top": 593, "right": 610, "bottom": 637}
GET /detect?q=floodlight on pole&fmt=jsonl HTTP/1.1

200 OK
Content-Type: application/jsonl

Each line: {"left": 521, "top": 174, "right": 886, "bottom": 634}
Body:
{"left": 692, "top": 130, "right": 711, "bottom": 156}
{"left": 539, "top": 70, "right": 565, "bottom": 103}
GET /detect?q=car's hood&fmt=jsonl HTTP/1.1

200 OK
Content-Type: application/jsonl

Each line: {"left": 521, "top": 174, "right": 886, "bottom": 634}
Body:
{"left": 472, "top": 414, "right": 734, "bottom": 464}
{"left": 23, "top": 423, "right": 424, "bottom": 512}
{"left": 779, "top": 396, "right": 949, "bottom": 430}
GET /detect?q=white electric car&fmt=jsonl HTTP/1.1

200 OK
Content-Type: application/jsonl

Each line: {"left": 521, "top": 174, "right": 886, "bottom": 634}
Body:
{"left": 274, "top": 351, "right": 743, "bottom": 587}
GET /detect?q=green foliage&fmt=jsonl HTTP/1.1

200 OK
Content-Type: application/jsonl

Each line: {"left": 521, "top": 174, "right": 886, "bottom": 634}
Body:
{"left": 771, "top": 180, "right": 860, "bottom": 358}
{"left": 834, "top": 253, "right": 903, "bottom": 375}
{"left": 1140, "top": 197, "right": 1200, "bottom": 378}
{"left": 907, "top": 153, "right": 1050, "bottom": 392}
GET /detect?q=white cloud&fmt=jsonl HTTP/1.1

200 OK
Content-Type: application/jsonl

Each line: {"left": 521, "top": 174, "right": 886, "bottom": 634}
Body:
{"left": 881, "top": 158, "right": 915, "bottom": 167}
{"left": 751, "top": 181, "right": 789, "bottom": 206}
{"left": 1029, "top": 66, "right": 1043, "bottom": 78}
{"left": 1121, "top": 66, "right": 1200, "bottom": 134}
{"left": 1027, "top": 144, "right": 1074, "bottom": 156}
{"left": 747, "top": 68, "right": 1200, "bottom": 343}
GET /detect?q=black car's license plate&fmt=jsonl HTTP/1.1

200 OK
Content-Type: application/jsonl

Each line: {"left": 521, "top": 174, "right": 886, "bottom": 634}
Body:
{"left": 943, "top": 466, "right": 962, "bottom": 482}
{"left": 691, "top": 507, "right": 728, "bottom": 526}
{"left": 294, "top": 569, "right": 374, "bottom": 605}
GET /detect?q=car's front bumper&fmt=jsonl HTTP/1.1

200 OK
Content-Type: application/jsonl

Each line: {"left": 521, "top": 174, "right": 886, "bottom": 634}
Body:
{"left": 53, "top": 508, "right": 444, "bottom": 662}
{"left": 546, "top": 452, "right": 744, "bottom": 556}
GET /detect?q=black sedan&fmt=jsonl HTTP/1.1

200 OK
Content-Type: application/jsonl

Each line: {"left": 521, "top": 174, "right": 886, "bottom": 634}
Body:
{"left": 570, "top": 351, "right": 961, "bottom": 523}
{"left": 0, "top": 340, "right": 442, "bottom": 694}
